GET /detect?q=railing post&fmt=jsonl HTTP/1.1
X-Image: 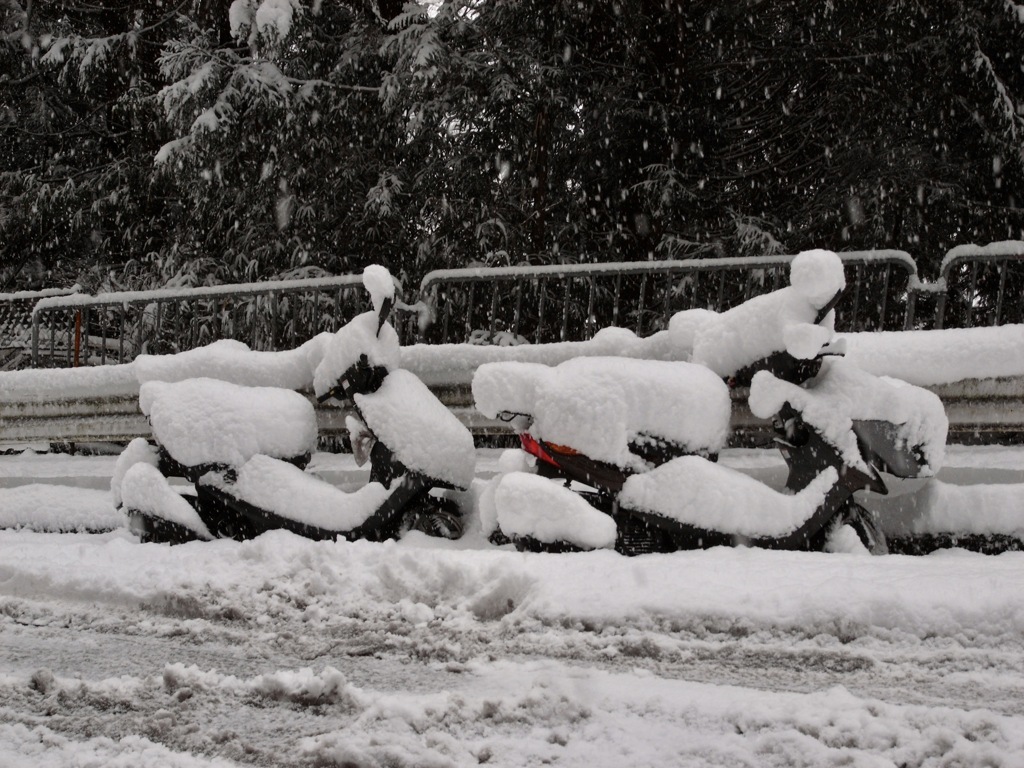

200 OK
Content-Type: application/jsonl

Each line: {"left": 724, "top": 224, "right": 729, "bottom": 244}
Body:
{"left": 488, "top": 283, "right": 499, "bottom": 341}
{"left": 464, "top": 283, "right": 476, "bottom": 342}
{"left": 994, "top": 261, "right": 1008, "bottom": 326}
{"left": 73, "top": 310, "right": 82, "bottom": 368}
{"left": 31, "top": 311, "right": 39, "bottom": 367}
{"left": 441, "top": 287, "right": 451, "bottom": 343}
{"left": 561, "top": 279, "right": 571, "bottom": 341}
{"left": 270, "top": 291, "right": 279, "bottom": 350}
{"left": 904, "top": 287, "right": 917, "bottom": 330}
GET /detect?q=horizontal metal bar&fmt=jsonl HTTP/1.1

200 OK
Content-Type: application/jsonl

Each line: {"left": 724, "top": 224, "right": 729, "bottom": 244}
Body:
{"left": 420, "top": 250, "right": 919, "bottom": 293}
{"left": 940, "top": 244, "right": 1024, "bottom": 281}
{"left": 32, "top": 275, "right": 369, "bottom": 315}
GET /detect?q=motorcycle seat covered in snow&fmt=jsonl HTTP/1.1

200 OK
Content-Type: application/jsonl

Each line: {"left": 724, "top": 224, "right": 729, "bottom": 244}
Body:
{"left": 473, "top": 356, "right": 732, "bottom": 472}
{"left": 139, "top": 378, "right": 318, "bottom": 479}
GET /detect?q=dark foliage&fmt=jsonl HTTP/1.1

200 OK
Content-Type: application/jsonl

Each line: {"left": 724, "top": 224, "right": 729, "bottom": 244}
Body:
{"left": 2, "top": 0, "right": 1022, "bottom": 291}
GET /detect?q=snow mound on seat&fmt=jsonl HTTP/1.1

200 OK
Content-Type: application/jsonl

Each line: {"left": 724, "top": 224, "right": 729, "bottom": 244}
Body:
{"left": 690, "top": 249, "right": 844, "bottom": 378}
{"left": 207, "top": 455, "right": 394, "bottom": 533}
{"left": 135, "top": 335, "right": 332, "bottom": 391}
{"left": 353, "top": 369, "right": 476, "bottom": 489}
{"left": 121, "top": 462, "right": 212, "bottom": 540}
{"left": 313, "top": 312, "right": 400, "bottom": 399}
{"left": 111, "top": 437, "right": 160, "bottom": 508}
{"left": 748, "top": 357, "right": 948, "bottom": 475}
{"left": 475, "top": 357, "right": 731, "bottom": 469}
{"left": 620, "top": 457, "right": 838, "bottom": 539}
{"left": 140, "top": 378, "right": 317, "bottom": 468}
{"left": 472, "top": 361, "right": 556, "bottom": 419}
{"left": 490, "top": 472, "right": 617, "bottom": 550}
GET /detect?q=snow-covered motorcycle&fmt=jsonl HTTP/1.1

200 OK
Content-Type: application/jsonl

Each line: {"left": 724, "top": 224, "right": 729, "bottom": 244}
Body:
{"left": 115, "top": 266, "right": 476, "bottom": 545}
{"left": 473, "top": 250, "right": 948, "bottom": 555}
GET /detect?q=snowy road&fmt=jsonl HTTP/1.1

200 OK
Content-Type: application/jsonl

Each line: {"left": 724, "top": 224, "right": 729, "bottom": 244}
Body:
{"left": 2, "top": 449, "right": 1024, "bottom": 766}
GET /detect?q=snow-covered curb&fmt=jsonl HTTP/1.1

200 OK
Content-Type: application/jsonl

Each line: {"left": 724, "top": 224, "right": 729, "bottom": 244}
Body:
{"left": 5, "top": 324, "right": 1024, "bottom": 448}
{"left": 5, "top": 324, "right": 1024, "bottom": 401}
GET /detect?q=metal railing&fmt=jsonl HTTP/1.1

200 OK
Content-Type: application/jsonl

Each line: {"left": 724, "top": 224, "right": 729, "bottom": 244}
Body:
{"left": 0, "top": 287, "right": 80, "bottom": 370}
{"left": 418, "top": 250, "right": 921, "bottom": 344}
{"left": 9, "top": 241, "right": 1024, "bottom": 369}
{"left": 29, "top": 276, "right": 374, "bottom": 368}
{"left": 935, "top": 243, "right": 1024, "bottom": 329}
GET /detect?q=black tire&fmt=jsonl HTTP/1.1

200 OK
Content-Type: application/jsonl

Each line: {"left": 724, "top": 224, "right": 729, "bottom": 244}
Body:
{"left": 842, "top": 503, "right": 888, "bottom": 555}
{"left": 127, "top": 497, "right": 204, "bottom": 545}
{"left": 405, "top": 494, "right": 465, "bottom": 540}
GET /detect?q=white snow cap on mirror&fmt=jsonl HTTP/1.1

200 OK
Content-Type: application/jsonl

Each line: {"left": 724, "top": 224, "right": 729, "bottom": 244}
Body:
{"left": 363, "top": 265, "right": 396, "bottom": 314}
{"left": 789, "top": 249, "right": 846, "bottom": 309}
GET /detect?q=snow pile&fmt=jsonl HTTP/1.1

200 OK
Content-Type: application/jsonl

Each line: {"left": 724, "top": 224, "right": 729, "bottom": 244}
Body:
{"left": 482, "top": 472, "right": 617, "bottom": 550}
{"left": 312, "top": 312, "right": 400, "bottom": 398}
{"left": 878, "top": 480, "right": 1024, "bottom": 537}
{"left": 120, "top": 463, "right": 212, "bottom": 540}
{"left": 163, "top": 662, "right": 362, "bottom": 707}
{"left": 474, "top": 357, "right": 731, "bottom": 468}
{"left": 0, "top": 722, "right": 241, "bottom": 768}
{"left": 206, "top": 455, "right": 393, "bottom": 533}
{"left": 4, "top": 524, "right": 1024, "bottom": 642}
{"left": 403, "top": 324, "right": 690, "bottom": 386}
{"left": 620, "top": 457, "right": 838, "bottom": 538}
{"left": 0, "top": 364, "right": 138, "bottom": 402}
{"left": 0, "top": 485, "right": 125, "bottom": 533}
{"left": 2, "top": 483, "right": 1024, "bottom": 768}
{"left": 749, "top": 357, "right": 948, "bottom": 474}
{"left": 690, "top": 249, "right": 845, "bottom": 377}
{"left": 110, "top": 437, "right": 160, "bottom": 507}
{"left": 399, "top": 323, "right": 1024, "bottom": 393}
{"left": 8, "top": 317, "right": 1024, "bottom": 414}
{"left": 353, "top": 369, "right": 476, "bottom": 489}
{"left": 666, "top": 307, "right": 716, "bottom": 351}
{"left": 140, "top": 378, "right": 317, "bottom": 468}
{"left": 287, "top": 663, "right": 1024, "bottom": 768}
{"left": 4, "top": 655, "right": 1024, "bottom": 768}
{"left": 841, "top": 325, "right": 1024, "bottom": 386}
{"left": 134, "top": 335, "right": 331, "bottom": 392}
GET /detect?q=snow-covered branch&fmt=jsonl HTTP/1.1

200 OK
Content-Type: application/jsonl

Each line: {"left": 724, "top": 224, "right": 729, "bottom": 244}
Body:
{"left": 971, "top": 35, "right": 1023, "bottom": 151}
{"left": 1005, "top": 0, "right": 1024, "bottom": 24}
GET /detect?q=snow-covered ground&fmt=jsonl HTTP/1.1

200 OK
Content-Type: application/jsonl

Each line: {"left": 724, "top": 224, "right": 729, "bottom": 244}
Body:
{"left": 2, "top": 447, "right": 1024, "bottom": 767}
{"left": 4, "top": 258, "right": 1024, "bottom": 765}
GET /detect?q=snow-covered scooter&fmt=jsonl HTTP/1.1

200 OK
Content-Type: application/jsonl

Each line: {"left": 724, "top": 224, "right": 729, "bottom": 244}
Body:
{"left": 473, "top": 250, "right": 948, "bottom": 555}
{"left": 116, "top": 266, "right": 476, "bottom": 545}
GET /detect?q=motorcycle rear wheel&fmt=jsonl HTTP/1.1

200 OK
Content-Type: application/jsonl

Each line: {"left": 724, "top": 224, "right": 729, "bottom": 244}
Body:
{"left": 840, "top": 503, "right": 888, "bottom": 555}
